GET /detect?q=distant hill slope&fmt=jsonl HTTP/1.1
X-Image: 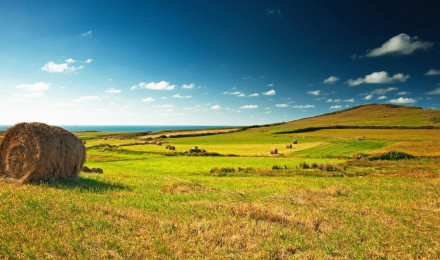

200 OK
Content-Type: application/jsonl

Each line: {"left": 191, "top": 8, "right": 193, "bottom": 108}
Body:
{"left": 256, "top": 104, "right": 440, "bottom": 133}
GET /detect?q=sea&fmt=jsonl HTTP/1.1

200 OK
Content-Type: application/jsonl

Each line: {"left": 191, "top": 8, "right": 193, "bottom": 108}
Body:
{"left": 0, "top": 125, "right": 236, "bottom": 133}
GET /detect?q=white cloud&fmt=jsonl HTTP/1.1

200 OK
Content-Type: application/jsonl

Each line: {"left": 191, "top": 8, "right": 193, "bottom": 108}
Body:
{"left": 82, "top": 30, "right": 92, "bottom": 38}
{"left": 15, "top": 82, "right": 51, "bottom": 92}
{"left": 275, "top": 104, "right": 289, "bottom": 108}
{"left": 267, "top": 83, "right": 274, "bottom": 87}
{"left": 86, "top": 58, "right": 93, "bottom": 64}
{"left": 365, "top": 33, "right": 433, "bottom": 57}
{"left": 397, "top": 91, "right": 410, "bottom": 95}
{"left": 249, "top": 93, "right": 259, "bottom": 97}
{"left": 326, "top": 98, "right": 341, "bottom": 103}
{"left": 364, "top": 95, "right": 373, "bottom": 100}
{"left": 41, "top": 61, "right": 83, "bottom": 73}
{"left": 172, "top": 93, "right": 191, "bottom": 99}
{"left": 242, "top": 76, "right": 252, "bottom": 80}
{"left": 74, "top": 96, "right": 101, "bottom": 102}
{"left": 344, "top": 98, "right": 355, "bottom": 102}
{"left": 105, "top": 88, "right": 121, "bottom": 94}
{"left": 223, "top": 91, "right": 243, "bottom": 96}
{"left": 211, "top": 105, "right": 221, "bottom": 110}
{"left": 182, "top": 83, "right": 195, "bottom": 89}
{"left": 65, "top": 58, "right": 75, "bottom": 63}
{"left": 323, "top": 76, "right": 339, "bottom": 84}
{"left": 239, "top": 105, "right": 258, "bottom": 109}
{"left": 425, "top": 69, "right": 440, "bottom": 76}
{"left": 347, "top": 71, "right": 409, "bottom": 86}
{"left": 262, "top": 89, "right": 276, "bottom": 96}
{"left": 389, "top": 97, "right": 417, "bottom": 104}
{"left": 156, "top": 104, "right": 175, "bottom": 108}
{"left": 142, "top": 97, "right": 155, "bottom": 102}
{"left": 330, "top": 105, "right": 342, "bottom": 109}
{"left": 292, "top": 104, "right": 315, "bottom": 109}
{"left": 426, "top": 87, "right": 440, "bottom": 95}
{"left": 131, "top": 81, "right": 175, "bottom": 90}
{"left": 370, "top": 87, "right": 398, "bottom": 95}
{"left": 237, "top": 93, "right": 246, "bottom": 97}
{"left": 377, "top": 95, "right": 387, "bottom": 100}
{"left": 307, "top": 90, "right": 320, "bottom": 96}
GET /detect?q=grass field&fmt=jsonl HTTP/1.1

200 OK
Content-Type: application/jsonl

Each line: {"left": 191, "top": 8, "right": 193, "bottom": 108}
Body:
{"left": 1, "top": 104, "right": 440, "bottom": 258}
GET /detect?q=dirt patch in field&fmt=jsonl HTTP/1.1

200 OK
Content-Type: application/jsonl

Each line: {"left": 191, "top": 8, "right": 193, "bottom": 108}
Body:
{"left": 160, "top": 181, "right": 214, "bottom": 195}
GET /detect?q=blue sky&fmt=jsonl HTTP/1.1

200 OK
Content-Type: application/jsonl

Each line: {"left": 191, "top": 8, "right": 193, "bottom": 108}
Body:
{"left": 1, "top": 0, "right": 440, "bottom": 125}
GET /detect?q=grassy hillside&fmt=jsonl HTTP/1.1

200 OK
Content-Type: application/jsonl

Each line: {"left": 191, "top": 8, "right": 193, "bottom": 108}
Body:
{"left": 1, "top": 104, "right": 440, "bottom": 258}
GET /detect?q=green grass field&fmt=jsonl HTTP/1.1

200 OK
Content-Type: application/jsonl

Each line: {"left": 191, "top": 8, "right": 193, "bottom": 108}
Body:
{"left": 1, "top": 104, "right": 440, "bottom": 258}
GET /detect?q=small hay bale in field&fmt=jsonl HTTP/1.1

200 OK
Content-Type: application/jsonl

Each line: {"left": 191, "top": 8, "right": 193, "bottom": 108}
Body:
{"left": 156, "top": 141, "right": 162, "bottom": 146}
{"left": 165, "top": 145, "right": 171, "bottom": 149}
{"left": 311, "top": 162, "right": 318, "bottom": 168}
{"left": 317, "top": 164, "right": 323, "bottom": 170}
{"left": 293, "top": 140, "right": 298, "bottom": 144}
{"left": 0, "top": 122, "right": 86, "bottom": 183}
{"left": 270, "top": 149, "right": 278, "bottom": 155}
{"left": 286, "top": 144, "right": 292, "bottom": 148}
{"left": 168, "top": 146, "right": 176, "bottom": 150}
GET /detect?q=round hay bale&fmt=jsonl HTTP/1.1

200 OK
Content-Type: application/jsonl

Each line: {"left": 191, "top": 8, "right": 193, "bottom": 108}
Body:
{"left": 0, "top": 122, "right": 86, "bottom": 183}
{"left": 293, "top": 140, "right": 298, "bottom": 144}
{"left": 270, "top": 149, "right": 278, "bottom": 155}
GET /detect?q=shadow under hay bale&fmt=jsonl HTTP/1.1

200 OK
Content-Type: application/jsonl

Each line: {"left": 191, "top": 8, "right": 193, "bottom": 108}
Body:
{"left": 0, "top": 122, "right": 86, "bottom": 183}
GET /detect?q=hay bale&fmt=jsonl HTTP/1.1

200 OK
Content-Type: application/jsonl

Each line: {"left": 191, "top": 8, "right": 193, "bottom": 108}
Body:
{"left": 0, "top": 122, "right": 86, "bottom": 183}
{"left": 270, "top": 149, "right": 278, "bottom": 155}
{"left": 168, "top": 146, "right": 176, "bottom": 151}
{"left": 293, "top": 140, "right": 298, "bottom": 144}
{"left": 82, "top": 166, "right": 91, "bottom": 173}
{"left": 286, "top": 144, "right": 292, "bottom": 148}
{"left": 165, "top": 145, "right": 171, "bottom": 149}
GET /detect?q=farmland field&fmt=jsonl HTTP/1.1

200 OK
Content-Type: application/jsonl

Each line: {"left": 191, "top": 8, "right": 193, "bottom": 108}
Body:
{"left": 1, "top": 104, "right": 440, "bottom": 258}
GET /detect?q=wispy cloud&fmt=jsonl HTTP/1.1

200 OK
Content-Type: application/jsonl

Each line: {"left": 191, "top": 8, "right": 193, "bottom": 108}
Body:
{"left": 344, "top": 98, "right": 355, "bottom": 102}
{"left": 262, "top": 89, "right": 276, "bottom": 96}
{"left": 426, "top": 87, "right": 440, "bottom": 95}
{"left": 275, "top": 104, "right": 289, "bottom": 108}
{"left": 74, "top": 96, "right": 101, "bottom": 102}
{"left": 82, "top": 30, "right": 92, "bottom": 38}
{"left": 241, "top": 76, "right": 252, "bottom": 80}
{"left": 326, "top": 98, "right": 341, "bottom": 103}
{"left": 172, "top": 93, "right": 191, "bottom": 99}
{"left": 364, "top": 95, "right": 373, "bottom": 100}
{"left": 347, "top": 71, "right": 409, "bottom": 86}
{"left": 370, "top": 87, "right": 398, "bottom": 95}
{"left": 292, "top": 104, "right": 315, "bottom": 109}
{"left": 142, "top": 97, "right": 155, "bottom": 102}
{"left": 182, "top": 83, "right": 195, "bottom": 89}
{"left": 267, "top": 83, "right": 274, "bottom": 87}
{"left": 239, "top": 105, "right": 258, "bottom": 109}
{"left": 85, "top": 58, "right": 93, "bottom": 64}
{"left": 397, "top": 91, "right": 410, "bottom": 95}
{"left": 330, "top": 105, "right": 342, "bottom": 109}
{"left": 425, "top": 69, "right": 440, "bottom": 76}
{"left": 266, "top": 8, "right": 281, "bottom": 17}
{"left": 307, "top": 90, "right": 320, "bottom": 96}
{"left": 249, "top": 93, "right": 259, "bottom": 97}
{"left": 323, "top": 76, "right": 339, "bottom": 84}
{"left": 389, "top": 97, "right": 416, "bottom": 104}
{"left": 131, "top": 81, "right": 175, "bottom": 90}
{"left": 41, "top": 61, "right": 84, "bottom": 73}
{"left": 105, "top": 88, "right": 121, "bottom": 94}
{"left": 211, "top": 105, "right": 221, "bottom": 110}
{"left": 377, "top": 95, "right": 387, "bottom": 100}
{"left": 365, "top": 33, "right": 433, "bottom": 57}
{"left": 15, "top": 82, "right": 51, "bottom": 92}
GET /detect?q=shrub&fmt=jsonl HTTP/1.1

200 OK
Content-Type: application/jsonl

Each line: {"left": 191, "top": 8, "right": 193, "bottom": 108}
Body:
{"left": 311, "top": 162, "right": 318, "bottom": 168}
{"left": 299, "top": 162, "right": 309, "bottom": 169}
{"left": 369, "top": 151, "right": 415, "bottom": 161}
{"left": 210, "top": 167, "right": 235, "bottom": 175}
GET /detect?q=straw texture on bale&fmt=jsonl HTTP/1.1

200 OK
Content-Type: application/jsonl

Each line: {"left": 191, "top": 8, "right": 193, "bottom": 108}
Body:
{"left": 0, "top": 122, "right": 86, "bottom": 183}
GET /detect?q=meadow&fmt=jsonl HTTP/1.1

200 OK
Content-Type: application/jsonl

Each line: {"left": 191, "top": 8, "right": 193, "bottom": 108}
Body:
{"left": 1, "top": 104, "right": 440, "bottom": 258}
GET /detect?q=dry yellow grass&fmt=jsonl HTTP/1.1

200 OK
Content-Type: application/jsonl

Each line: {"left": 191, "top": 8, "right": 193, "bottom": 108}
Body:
{"left": 370, "top": 141, "right": 440, "bottom": 156}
